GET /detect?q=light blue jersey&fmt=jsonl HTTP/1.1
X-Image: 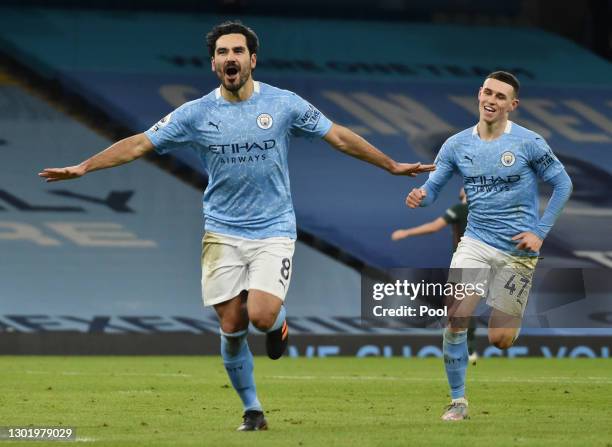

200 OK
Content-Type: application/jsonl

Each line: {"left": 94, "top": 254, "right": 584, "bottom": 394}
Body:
{"left": 421, "top": 121, "right": 569, "bottom": 256}
{"left": 145, "top": 81, "right": 332, "bottom": 239}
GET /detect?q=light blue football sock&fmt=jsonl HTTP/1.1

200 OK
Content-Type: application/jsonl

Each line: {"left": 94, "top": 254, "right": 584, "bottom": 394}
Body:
{"left": 443, "top": 328, "right": 469, "bottom": 400}
{"left": 266, "top": 305, "right": 286, "bottom": 333}
{"left": 220, "top": 328, "right": 262, "bottom": 412}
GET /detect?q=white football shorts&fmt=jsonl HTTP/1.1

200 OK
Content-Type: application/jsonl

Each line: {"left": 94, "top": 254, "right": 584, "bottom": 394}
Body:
{"left": 448, "top": 236, "right": 538, "bottom": 317}
{"left": 201, "top": 231, "right": 295, "bottom": 307}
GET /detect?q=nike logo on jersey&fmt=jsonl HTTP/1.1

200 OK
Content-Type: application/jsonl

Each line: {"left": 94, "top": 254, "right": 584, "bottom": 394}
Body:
{"left": 208, "top": 121, "right": 220, "bottom": 131}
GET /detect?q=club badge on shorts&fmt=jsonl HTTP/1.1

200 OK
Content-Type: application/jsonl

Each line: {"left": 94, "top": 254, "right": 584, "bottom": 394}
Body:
{"left": 257, "top": 113, "right": 273, "bottom": 130}
{"left": 501, "top": 151, "right": 516, "bottom": 167}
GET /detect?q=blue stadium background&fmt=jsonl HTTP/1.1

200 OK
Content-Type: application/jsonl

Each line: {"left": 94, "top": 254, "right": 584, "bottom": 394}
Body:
{"left": 1, "top": 1, "right": 611, "bottom": 356}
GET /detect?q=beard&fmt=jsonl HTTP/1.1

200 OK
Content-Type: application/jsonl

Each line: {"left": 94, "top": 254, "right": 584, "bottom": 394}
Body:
{"left": 218, "top": 63, "right": 251, "bottom": 92}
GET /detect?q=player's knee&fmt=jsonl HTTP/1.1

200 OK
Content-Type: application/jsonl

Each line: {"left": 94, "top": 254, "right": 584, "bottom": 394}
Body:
{"left": 249, "top": 309, "right": 276, "bottom": 332}
{"left": 489, "top": 333, "right": 514, "bottom": 350}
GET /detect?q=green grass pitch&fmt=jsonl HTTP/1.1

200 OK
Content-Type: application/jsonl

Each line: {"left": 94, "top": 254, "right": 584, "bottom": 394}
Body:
{"left": 0, "top": 357, "right": 610, "bottom": 446}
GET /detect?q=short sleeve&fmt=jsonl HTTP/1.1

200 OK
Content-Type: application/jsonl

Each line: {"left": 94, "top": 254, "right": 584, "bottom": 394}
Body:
{"left": 527, "top": 135, "right": 564, "bottom": 182}
{"left": 144, "top": 103, "right": 196, "bottom": 154}
{"left": 289, "top": 94, "right": 332, "bottom": 138}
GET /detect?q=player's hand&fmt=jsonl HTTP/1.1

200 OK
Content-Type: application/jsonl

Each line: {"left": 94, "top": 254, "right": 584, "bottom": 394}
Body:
{"left": 38, "top": 165, "right": 86, "bottom": 182}
{"left": 512, "top": 232, "right": 543, "bottom": 252}
{"left": 391, "top": 229, "right": 410, "bottom": 241}
{"left": 389, "top": 162, "right": 436, "bottom": 177}
{"left": 405, "top": 188, "right": 426, "bottom": 208}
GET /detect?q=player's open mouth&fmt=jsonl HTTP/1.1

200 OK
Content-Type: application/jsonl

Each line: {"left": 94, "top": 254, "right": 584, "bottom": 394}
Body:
{"left": 225, "top": 66, "right": 239, "bottom": 81}
{"left": 483, "top": 105, "right": 495, "bottom": 113}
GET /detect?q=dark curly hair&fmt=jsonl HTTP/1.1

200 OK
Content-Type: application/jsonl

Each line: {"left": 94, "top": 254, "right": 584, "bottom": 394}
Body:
{"left": 206, "top": 21, "right": 259, "bottom": 58}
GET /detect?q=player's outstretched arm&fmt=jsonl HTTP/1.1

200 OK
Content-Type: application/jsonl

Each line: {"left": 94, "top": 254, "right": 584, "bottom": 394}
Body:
{"left": 391, "top": 217, "right": 448, "bottom": 240}
{"left": 38, "top": 133, "right": 154, "bottom": 182}
{"left": 323, "top": 124, "right": 435, "bottom": 176}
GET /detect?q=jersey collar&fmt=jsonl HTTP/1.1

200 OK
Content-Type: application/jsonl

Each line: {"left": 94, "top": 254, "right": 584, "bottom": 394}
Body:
{"left": 215, "top": 81, "right": 261, "bottom": 100}
{"left": 472, "top": 120, "right": 513, "bottom": 136}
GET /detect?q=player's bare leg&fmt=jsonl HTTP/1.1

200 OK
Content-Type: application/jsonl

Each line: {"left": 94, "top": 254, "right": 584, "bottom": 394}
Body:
{"left": 247, "top": 289, "right": 288, "bottom": 360}
{"left": 488, "top": 307, "right": 522, "bottom": 350}
{"left": 215, "top": 291, "right": 249, "bottom": 333}
{"left": 442, "top": 291, "right": 481, "bottom": 421}
{"left": 215, "top": 292, "right": 268, "bottom": 431}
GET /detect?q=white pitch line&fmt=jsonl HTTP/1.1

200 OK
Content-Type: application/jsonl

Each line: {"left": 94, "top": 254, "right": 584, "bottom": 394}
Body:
{"left": 115, "top": 372, "right": 192, "bottom": 378}
{"left": 267, "top": 375, "right": 612, "bottom": 385}
{"left": 22, "top": 370, "right": 192, "bottom": 378}
{"left": 16, "top": 370, "right": 612, "bottom": 385}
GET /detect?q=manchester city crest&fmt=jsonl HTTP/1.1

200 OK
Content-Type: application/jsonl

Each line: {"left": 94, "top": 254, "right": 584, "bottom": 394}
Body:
{"left": 256, "top": 113, "right": 273, "bottom": 130}
{"left": 501, "top": 151, "right": 516, "bottom": 167}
